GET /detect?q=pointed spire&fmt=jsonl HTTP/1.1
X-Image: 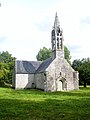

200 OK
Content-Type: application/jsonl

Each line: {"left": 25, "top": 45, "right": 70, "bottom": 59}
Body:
{"left": 54, "top": 12, "right": 60, "bottom": 27}
{"left": 55, "top": 12, "right": 58, "bottom": 18}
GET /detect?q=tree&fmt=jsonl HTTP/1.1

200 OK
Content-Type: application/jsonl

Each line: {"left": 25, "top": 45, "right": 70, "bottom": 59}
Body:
{"left": 0, "top": 51, "right": 14, "bottom": 63}
{"left": 64, "top": 46, "right": 71, "bottom": 64}
{"left": 0, "top": 51, "right": 15, "bottom": 85}
{"left": 36, "top": 46, "right": 71, "bottom": 64}
{"left": 72, "top": 58, "right": 90, "bottom": 87}
{"left": 36, "top": 47, "right": 51, "bottom": 61}
{"left": 0, "top": 62, "right": 9, "bottom": 82}
{"left": 72, "top": 59, "right": 82, "bottom": 71}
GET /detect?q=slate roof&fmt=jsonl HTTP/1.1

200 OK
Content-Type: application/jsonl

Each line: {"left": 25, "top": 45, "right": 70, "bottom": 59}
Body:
{"left": 16, "top": 57, "right": 52, "bottom": 74}
{"left": 16, "top": 60, "right": 42, "bottom": 74}
{"left": 36, "top": 57, "right": 52, "bottom": 73}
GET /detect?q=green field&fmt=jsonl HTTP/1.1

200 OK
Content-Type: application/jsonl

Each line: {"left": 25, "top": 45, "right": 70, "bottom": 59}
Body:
{"left": 0, "top": 87, "right": 90, "bottom": 120}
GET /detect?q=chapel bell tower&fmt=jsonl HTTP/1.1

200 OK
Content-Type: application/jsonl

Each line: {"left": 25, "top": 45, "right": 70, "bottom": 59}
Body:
{"left": 51, "top": 12, "right": 64, "bottom": 59}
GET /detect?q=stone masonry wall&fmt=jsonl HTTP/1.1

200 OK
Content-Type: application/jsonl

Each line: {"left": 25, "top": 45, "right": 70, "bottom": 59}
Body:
{"left": 35, "top": 73, "right": 44, "bottom": 90}
{"left": 46, "top": 57, "right": 79, "bottom": 91}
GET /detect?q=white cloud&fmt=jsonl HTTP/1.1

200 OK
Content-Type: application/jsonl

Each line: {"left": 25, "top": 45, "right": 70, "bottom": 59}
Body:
{"left": 0, "top": 0, "right": 90, "bottom": 61}
{"left": 53, "top": 0, "right": 90, "bottom": 60}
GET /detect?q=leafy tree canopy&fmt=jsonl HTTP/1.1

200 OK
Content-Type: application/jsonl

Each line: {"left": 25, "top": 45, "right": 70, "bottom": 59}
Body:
{"left": 0, "top": 51, "right": 15, "bottom": 85}
{"left": 36, "top": 47, "right": 52, "bottom": 61}
{"left": 72, "top": 58, "right": 90, "bottom": 87}
{"left": 64, "top": 46, "right": 71, "bottom": 64}
{"left": 36, "top": 46, "right": 71, "bottom": 64}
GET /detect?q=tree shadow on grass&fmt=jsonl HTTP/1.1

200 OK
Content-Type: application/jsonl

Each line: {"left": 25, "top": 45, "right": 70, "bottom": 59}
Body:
{"left": 0, "top": 97, "right": 90, "bottom": 120}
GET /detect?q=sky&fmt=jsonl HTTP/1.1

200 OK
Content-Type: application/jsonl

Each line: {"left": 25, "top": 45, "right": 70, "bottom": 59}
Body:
{"left": 0, "top": 0, "right": 90, "bottom": 61}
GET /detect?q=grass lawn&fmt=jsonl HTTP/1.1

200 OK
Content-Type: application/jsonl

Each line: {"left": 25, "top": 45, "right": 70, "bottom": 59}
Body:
{"left": 0, "top": 87, "right": 90, "bottom": 120}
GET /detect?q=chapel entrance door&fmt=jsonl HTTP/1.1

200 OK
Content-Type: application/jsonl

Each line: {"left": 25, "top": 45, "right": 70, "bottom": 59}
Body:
{"left": 56, "top": 77, "right": 66, "bottom": 91}
{"left": 56, "top": 80, "right": 62, "bottom": 91}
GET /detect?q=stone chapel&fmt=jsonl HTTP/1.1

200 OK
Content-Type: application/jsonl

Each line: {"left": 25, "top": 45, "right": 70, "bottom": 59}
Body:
{"left": 12, "top": 13, "right": 79, "bottom": 91}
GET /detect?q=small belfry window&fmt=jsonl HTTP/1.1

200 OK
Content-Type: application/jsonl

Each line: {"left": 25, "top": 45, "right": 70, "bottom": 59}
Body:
{"left": 60, "top": 72, "right": 62, "bottom": 75}
{"left": 60, "top": 32, "right": 62, "bottom": 36}
{"left": 57, "top": 27, "right": 60, "bottom": 33}
{"left": 57, "top": 43, "right": 59, "bottom": 49}
{"left": 57, "top": 32, "right": 59, "bottom": 36}
{"left": 57, "top": 37, "right": 59, "bottom": 41}
{"left": 57, "top": 37, "right": 59, "bottom": 49}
